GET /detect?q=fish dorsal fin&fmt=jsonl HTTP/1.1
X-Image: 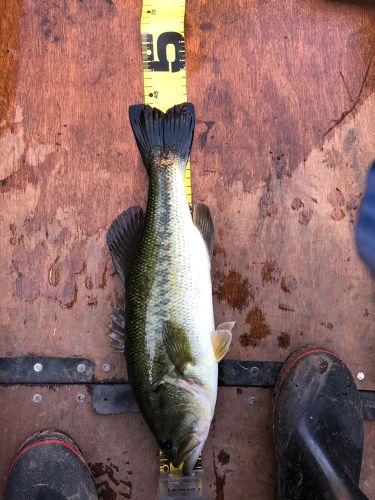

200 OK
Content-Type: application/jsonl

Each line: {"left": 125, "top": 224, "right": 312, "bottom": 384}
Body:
{"left": 108, "top": 299, "right": 126, "bottom": 353}
{"left": 106, "top": 206, "right": 144, "bottom": 286}
{"left": 211, "top": 322, "right": 235, "bottom": 361}
{"left": 162, "top": 321, "right": 195, "bottom": 375}
{"left": 192, "top": 202, "right": 215, "bottom": 259}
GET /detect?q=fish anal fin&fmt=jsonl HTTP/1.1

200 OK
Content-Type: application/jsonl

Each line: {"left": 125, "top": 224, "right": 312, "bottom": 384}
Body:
{"left": 192, "top": 203, "right": 215, "bottom": 259}
{"left": 162, "top": 321, "right": 195, "bottom": 375}
{"left": 106, "top": 206, "right": 144, "bottom": 286}
{"left": 212, "top": 321, "right": 235, "bottom": 361}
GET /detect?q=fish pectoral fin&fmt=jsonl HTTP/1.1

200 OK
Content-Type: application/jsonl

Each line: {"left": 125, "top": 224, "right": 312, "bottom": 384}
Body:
{"left": 163, "top": 321, "right": 195, "bottom": 375}
{"left": 106, "top": 206, "right": 145, "bottom": 286}
{"left": 108, "top": 299, "right": 126, "bottom": 353}
{"left": 212, "top": 321, "right": 235, "bottom": 361}
{"left": 192, "top": 203, "right": 215, "bottom": 259}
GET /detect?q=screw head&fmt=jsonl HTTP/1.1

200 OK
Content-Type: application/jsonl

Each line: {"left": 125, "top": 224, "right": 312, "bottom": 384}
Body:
{"left": 250, "top": 366, "right": 259, "bottom": 376}
{"left": 77, "top": 363, "right": 86, "bottom": 373}
{"left": 356, "top": 371, "right": 365, "bottom": 381}
{"left": 76, "top": 393, "right": 85, "bottom": 403}
{"left": 32, "top": 394, "right": 42, "bottom": 403}
{"left": 102, "top": 362, "right": 111, "bottom": 373}
{"left": 248, "top": 396, "right": 257, "bottom": 406}
{"left": 33, "top": 363, "right": 43, "bottom": 372}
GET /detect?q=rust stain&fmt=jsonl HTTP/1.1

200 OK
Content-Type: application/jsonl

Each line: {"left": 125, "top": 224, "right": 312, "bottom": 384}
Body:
{"left": 9, "top": 223, "right": 17, "bottom": 245}
{"left": 217, "top": 449, "right": 230, "bottom": 466}
{"left": 213, "top": 449, "right": 225, "bottom": 500}
{"left": 213, "top": 244, "right": 226, "bottom": 258}
{"left": 61, "top": 283, "right": 78, "bottom": 309}
{"left": 281, "top": 275, "right": 297, "bottom": 293}
{"left": 330, "top": 207, "right": 346, "bottom": 221}
{"left": 265, "top": 201, "right": 278, "bottom": 217}
{"left": 291, "top": 198, "right": 304, "bottom": 210}
{"left": 324, "top": 149, "right": 342, "bottom": 170}
{"left": 347, "top": 194, "right": 362, "bottom": 211}
{"left": 277, "top": 332, "right": 290, "bottom": 349}
{"left": 0, "top": 164, "right": 37, "bottom": 194}
{"left": 87, "top": 294, "right": 98, "bottom": 308}
{"left": 261, "top": 261, "right": 281, "bottom": 285}
{"left": 321, "top": 321, "right": 333, "bottom": 330}
{"left": 73, "top": 261, "right": 87, "bottom": 275}
{"left": 200, "top": 22, "right": 215, "bottom": 31}
{"left": 347, "top": 193, "right": 362, "bottom": 223}
{"left": 98, "top": 261, "right": 108, "bottom": 289}
{"left": 240, "top": 307, "right": 271, "bottom": 348}
{"left": 0, "top": 0, "right": 23, "bottom": 128}
{"left": 327, "top": 188, "right": 345, "bottom": 208}
{"left": 198, "top": 120, "right": 215, "bottom": 149}
{"left": 85, "top": 276, "right": 94, "bottom": 290}
{"left": 213, "top": 270, "right": 253, "bottom": 311}
{"left": 298, "top": 209, "right": 313, "bottom": 226}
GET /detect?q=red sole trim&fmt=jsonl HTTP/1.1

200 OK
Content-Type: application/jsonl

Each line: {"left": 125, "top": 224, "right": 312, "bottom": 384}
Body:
{"left": 7, "top": 439, "right": 90, "bottom": 478}
{"left": 277, "top": 348, "right": 343, "bottom": 393}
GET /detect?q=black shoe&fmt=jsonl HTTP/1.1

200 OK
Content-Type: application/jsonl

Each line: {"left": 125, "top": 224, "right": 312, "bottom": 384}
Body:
{"left": 5, "top": 429, "right": 98, "bottom": 500}
{"left": 273, "top": 347, "right": 368, "bottom": 500}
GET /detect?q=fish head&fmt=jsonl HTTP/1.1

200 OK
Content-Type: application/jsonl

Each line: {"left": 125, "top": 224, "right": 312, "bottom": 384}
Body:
{"left": 158, "top": 375, "right": 215, "bottom": 475}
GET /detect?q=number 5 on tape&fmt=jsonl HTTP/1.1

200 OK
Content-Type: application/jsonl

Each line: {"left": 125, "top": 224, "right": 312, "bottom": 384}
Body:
{"left": 141, "top": 1, "right": 192, "bottom": 204}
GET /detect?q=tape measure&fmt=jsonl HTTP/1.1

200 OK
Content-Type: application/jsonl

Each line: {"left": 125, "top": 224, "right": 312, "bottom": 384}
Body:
{"left": 140, "top": 0, "right": 192, "bottom": 204}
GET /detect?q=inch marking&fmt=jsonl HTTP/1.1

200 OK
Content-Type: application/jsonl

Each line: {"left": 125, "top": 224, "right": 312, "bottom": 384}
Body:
{"left": 141, "top": 0, "right": 191, "bottom": 204}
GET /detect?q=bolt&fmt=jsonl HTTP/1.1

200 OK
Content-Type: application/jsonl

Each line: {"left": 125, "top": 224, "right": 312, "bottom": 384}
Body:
{"left": 32, "top": 394, "right": 42, "bottom": 403}
{"left": 248, "top": 396, "right": 257, "bottom": 406}
{"left": 33, "top": 363, "right": 43, "bottom": 372}
{"left": 102, "top": 362, "right": 111, "bottom": 373}
{"left": 77, "top": 363, "right": 86, "bottom": 373}
{"left": 76, "top": 393, "right": 85, "bottom": 403}
{"left": 356, "top": 371, "right": 365, "bottom": 381}
{"left": 250, "top": 366, "right": 259, "bottom": 376}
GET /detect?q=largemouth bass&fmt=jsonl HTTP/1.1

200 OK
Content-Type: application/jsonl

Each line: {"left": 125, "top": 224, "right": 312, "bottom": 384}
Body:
{"left": 107, "top": 103, "right": 234, "bottom": 474}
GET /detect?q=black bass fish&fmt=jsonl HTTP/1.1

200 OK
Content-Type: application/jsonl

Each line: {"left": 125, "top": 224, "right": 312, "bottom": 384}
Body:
{"left": 107, "top": 103, "right": 234, "bottom": 474}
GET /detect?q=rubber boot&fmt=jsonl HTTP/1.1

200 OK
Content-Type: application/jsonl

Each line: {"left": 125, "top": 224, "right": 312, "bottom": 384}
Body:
{"left": 273, "top": 347, "right": 368, "bottom": 500}
{"left": 5, "top": 429, "right": 98, "bottom": 499}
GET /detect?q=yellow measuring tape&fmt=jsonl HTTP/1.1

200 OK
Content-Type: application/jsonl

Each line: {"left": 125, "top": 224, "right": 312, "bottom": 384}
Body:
{"left": 141, "top": 0, "right": 192, "bottom": 204}
{"left": 141, "top": 2, "right": 202, "bottom": 477}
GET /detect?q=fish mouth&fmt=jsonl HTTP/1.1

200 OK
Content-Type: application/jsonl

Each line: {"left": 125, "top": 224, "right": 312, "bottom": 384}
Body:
{"left": 168, "top": 432, "right": 204, "bottom": 476}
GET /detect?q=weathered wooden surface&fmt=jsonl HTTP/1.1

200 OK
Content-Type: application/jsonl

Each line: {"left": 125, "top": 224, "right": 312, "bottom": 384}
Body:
{"left": 0, "top": 386, "right": 373, "bottom": 499}
{"left": 0, "top": 1, "right": 375, "bottom": 497}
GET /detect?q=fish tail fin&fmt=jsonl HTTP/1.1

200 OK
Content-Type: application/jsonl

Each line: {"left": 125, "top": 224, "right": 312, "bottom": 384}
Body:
{"left": 128, "top": 103, "right": 195, "bottom": 172}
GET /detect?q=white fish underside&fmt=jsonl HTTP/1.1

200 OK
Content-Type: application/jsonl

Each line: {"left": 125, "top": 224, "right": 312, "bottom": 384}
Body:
{"left": 144, "top": 166, "right": 217, "bottom": 396}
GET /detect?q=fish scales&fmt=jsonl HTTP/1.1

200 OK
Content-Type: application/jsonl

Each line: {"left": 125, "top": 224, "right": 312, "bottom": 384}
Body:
{"left": 107, "top": 103, "right": 234, "bottom": 474}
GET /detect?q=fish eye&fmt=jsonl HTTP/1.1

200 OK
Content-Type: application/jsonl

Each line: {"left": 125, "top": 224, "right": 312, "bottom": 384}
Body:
{"left": 159, "top": 439, "right": 172, "bottom": 450}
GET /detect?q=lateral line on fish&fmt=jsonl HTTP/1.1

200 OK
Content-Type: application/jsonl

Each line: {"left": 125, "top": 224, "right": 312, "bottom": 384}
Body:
{"left": 140, "top": 0, "right": 192, "bottom": 204}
